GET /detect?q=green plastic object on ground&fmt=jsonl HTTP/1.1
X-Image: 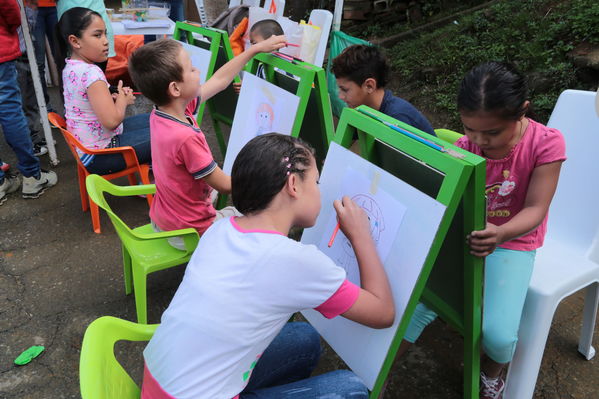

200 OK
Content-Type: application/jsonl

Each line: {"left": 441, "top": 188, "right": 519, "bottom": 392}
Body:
{"left": 326, "top": 30, "right": 371, "bottom": 117}
{"left": 14, "top": 345, "right": 45, "bottom": 365}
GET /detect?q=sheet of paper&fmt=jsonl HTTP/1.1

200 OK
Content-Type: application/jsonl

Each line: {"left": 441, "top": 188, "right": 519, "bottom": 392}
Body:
{"left": 180, "top": 42, "right": 211, "bottom": 84}
{"left": 223, "top": 73, "right": 300, "bottom": 174}
{"left": 318, "top": 170, "right": 406, "bottom": 285}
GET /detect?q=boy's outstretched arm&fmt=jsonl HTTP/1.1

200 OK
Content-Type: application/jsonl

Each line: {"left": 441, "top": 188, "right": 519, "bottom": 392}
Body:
{"left": 200, "top": 35, "right": 286, "bottom": 103}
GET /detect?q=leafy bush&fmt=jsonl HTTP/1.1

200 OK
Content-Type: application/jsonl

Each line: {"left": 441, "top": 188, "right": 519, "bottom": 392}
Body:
{"left": 386, "top": 0, "right": 599, "bottom": 127}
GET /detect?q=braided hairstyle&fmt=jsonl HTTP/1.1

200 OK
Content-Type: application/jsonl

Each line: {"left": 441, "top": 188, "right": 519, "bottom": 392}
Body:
{"left": 232, "top": 133, "right": 315, "bottom": 215}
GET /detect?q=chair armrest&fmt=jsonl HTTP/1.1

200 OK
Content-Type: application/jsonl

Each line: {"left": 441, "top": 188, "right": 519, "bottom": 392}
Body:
{"left": 109, "top": 183, "right": 157, "bottom": 197}
{"left": 139, "top": 228, "right": 200, "bottom": 253}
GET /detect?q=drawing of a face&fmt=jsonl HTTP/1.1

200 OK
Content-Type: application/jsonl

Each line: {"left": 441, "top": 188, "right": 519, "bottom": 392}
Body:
{"left": 255, "top": 103, "right": 274, "bottom": 134}
{"left": 341, "top": 194, "right": 385, "bottom": 256}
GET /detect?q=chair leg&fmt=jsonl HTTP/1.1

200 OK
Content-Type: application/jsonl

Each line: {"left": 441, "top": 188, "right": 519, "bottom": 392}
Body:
{"left": 133, "top": 266, "right": 148, "bottom": 324}
{"left": 578, "top": 282, "right": 598, "bottom": 360}
{"left": 89, "top": 197, "right": 102, "bottom": 234}
{"left": 122, "top": 246, "right": 133, "bottom": 296}
{"left": 78, "top": 168, "right": 89, "bottom": 212}
{"left": 504, "top": 294, "right": 557, "bottom": 399}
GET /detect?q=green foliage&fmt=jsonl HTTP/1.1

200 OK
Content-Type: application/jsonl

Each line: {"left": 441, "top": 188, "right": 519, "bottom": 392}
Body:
{"left": 386, "top": 0, "right": 599, "bottom": 127}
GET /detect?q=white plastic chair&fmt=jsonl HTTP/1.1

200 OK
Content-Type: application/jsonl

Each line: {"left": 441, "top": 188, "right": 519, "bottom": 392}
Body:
{"left": 504, "top": 89, "right": 599, "bottom": 398}
{"left": 308, "top": 9, "right": 333, "bottom": 68}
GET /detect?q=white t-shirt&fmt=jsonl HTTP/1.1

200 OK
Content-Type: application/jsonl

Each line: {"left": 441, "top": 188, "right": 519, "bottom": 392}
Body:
{"left": 143, "top": 217, "right": 359, "bottom": 399}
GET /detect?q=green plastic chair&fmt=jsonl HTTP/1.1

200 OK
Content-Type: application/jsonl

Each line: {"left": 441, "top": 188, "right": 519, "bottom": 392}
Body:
{"left": 80, "top": 316, "right": 157, "bottom": 399}
{"left": 434, "top": 128, "right": 464, "bottom": 144}
{"left": 86, "top": 174, "right": 200, "bottom": 324}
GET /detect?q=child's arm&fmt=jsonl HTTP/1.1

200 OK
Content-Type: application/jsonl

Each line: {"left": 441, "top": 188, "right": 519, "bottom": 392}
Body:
{"left": 203, "top": 167, "right": 231, "bottom": 195}
{"left": 88, "top": 80, "right": 135, "bottom": 130}
{"left": 334, "top": 196, "right": 395, "bottom": 329}
{"left": 468, "top": 161, "right": 563, "bottom": 257}
{"left": 199, "top": 35, "right": 286, "bottom": 103}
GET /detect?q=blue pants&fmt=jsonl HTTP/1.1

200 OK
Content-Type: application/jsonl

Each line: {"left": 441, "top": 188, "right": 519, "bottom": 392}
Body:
{"left": 33, "top": 6, "right": 58, "bottom": 107}
{"left": 404, "top": 247, "right": 536, "bottom": 364}
{"left": 0, "top": 61, "right": 40, "bottom": 181}
{"left": 240, "top": 322, "right": 368, "bottom": 398}
{"left": 85, "top": 113, "right": 152, "bottom": 175}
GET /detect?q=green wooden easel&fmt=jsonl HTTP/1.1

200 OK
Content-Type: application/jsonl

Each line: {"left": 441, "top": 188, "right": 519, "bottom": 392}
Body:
{"left": 333, "top": 105, "right": 486, "bottom": 399}
{"left": 173, "top": 22, "right": 239, "bottom": 158}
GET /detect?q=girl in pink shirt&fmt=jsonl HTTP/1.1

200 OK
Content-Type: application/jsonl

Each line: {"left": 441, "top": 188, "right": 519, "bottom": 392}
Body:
{"left": 402, "top": 62, "right": 566, "bottom": 398}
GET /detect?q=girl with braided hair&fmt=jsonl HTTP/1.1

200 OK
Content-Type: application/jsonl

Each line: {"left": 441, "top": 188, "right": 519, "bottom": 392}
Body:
{"left": 142, "top": 133, "right": 395, "bottom": 399}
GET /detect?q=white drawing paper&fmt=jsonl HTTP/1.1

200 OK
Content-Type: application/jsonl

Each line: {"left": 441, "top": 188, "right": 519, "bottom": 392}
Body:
{"left": 318, "top": 170, "right": 406, "bottom": 286}
{"left": 301, "top": 143, "right": 446, "bottom": 390}
{"left": 180, "top": 42, "right": 211, "bottom": 84}
{"left": 223, "top": 73, "right": 300, "bottom": 174}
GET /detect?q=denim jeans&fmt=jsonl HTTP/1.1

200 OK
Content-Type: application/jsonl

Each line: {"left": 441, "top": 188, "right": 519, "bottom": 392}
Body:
{"left": 85, "top": 113, "right": 152, "bottom": 175}
{"left": 16, "top": 56, "right": 43, "bottom": 145}
{"left": 0, "top": 61, "right": 40, "bottom": 181}
{"left": 240, "top": 322, "right": 369, "bottom": 398}
{"left": 33, "top": 6, "right": 58, "bottom": 107}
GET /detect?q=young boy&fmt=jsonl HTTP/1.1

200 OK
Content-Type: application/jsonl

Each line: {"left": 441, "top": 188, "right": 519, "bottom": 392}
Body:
{"left": 332, "top": 44, "right": 436, "bottom": 136}
{"left": 128, "top": 36, "right": 285, "bottom": 249}
{"left": 233, "top": 19, "right": 284, "bottom": 93}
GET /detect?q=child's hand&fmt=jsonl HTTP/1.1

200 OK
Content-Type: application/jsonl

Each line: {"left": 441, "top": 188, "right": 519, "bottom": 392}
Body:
{"left": 251, "top": 34, "right": 287, "bottom": 54}
{"left": 333, "top": 196, "right": 371, "bottom": 243}
{"left": 466, "top": 223, "right": 505, "bottom": 257}
{"left": 233, "top": 81, "right": 242, "bottom": 95}
{"left": 116, "top": 80, "right": 136, "bottom": 105}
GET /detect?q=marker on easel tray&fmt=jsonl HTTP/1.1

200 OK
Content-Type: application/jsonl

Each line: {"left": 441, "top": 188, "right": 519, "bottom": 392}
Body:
{"left": 285, "top": 42, "right": 300, "bottom": 47}
{"left": 328, "top": 222, "right": 341, "bottom": 247}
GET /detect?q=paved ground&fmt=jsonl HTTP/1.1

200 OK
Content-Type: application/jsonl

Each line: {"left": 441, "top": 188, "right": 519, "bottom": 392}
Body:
{"left": 0, "top": 88, "right": 598, "bottom": 398}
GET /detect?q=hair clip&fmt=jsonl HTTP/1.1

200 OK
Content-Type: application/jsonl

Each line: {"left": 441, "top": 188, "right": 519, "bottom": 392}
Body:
{"left": 282, "top": 157, "right": 289, "bottom": 162}
{"left": 286, "top": 171, "right": 290, "bottom": 175}
{"left": 286, "top": 163, "right": 291, "bottom": 168}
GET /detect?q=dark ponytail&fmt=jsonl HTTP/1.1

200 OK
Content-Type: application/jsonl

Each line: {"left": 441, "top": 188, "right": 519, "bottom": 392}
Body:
{"left": 53, "top": 7, "right": 102, "bottom": 86}
{"left": 458, "top": 61, "right": 529, "bottom": 120}
{"left": 232, "top": 133, "right": 314, "bottom": 215}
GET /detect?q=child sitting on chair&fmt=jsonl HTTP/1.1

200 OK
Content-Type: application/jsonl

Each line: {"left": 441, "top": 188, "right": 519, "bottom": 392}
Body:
{"left": 128, "top": 36, "right": 285, "bottom": 249}
{"left": 332, "top": 44, "right": 436, "bottom": 136}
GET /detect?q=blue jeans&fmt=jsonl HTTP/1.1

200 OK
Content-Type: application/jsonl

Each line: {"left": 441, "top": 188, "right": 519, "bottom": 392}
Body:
{"left": 85, "top": 113, "right": 152, "bottom": 175}
{"left": 33, "top": 6, "right": 58, "bottom": 107}
{"left": 240, "top": 322, "right": 368, "bottom": 398}
{"left": 0, "top": 61, "right": 40, "bottom": 181}
{"left": 404, "top": 247, "right": 536, "bottom": 363}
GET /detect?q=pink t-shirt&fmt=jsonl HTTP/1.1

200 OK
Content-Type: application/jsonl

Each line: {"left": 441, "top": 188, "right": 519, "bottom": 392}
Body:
{"left": 456, "top": 118, "right": 566, "bottom": 251}
{"left": 142, "top": 217, "right": 360, "bottom": 399}
{"left": 62, "top": 59, "right": 122, "bottom": 155}
{"left": 149, "top": 98, "right": 217, "bottom": 233}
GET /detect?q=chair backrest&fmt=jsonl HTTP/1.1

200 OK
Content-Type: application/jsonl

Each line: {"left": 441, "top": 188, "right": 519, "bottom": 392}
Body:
{"left": 545, "top": 90, "right": 599, "bottom": 254}
{"left": 48, "top": 113, "right": 91, "bottom": 169}
{"left": 80, "top": 316, "right": 157, "bottom": 399}
{"left": 434, "top": 128, "right": 463, "bottom": 144}
{"left": 308, "top": 9, "right": 333, "bottom": 68}
{"left": 85, "top": 174, "right": 154, "bottom": 244}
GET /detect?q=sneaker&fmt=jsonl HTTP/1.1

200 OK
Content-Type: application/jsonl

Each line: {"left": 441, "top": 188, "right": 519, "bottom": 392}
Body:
{"left": 22, "top": 169, "right": 57, "bottom": 199}
{"left": 0, "top": 173, "right": 21, "bottom": 205}
{"left": 33, "top": 143, "right": 48, "bottom": 156}
{"left": 0, "top": 162, "right": 9, "bottom": 172}
{"left": 480, "top": 372, "right": 505, "bottom": 399}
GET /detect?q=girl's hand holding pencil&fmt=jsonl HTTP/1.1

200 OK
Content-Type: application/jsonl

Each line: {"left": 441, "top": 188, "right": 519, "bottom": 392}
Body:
{"left": 332, "top": 196, "right": 372, "bottom": 245}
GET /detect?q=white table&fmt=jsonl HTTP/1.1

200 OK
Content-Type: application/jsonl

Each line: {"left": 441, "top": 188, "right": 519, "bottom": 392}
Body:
{"left": 111, "top": 19, "right": 176, "bottom": 36}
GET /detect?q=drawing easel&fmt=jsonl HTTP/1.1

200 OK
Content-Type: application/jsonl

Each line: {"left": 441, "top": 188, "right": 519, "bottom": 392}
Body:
{"left": 172, "top": 22, "right": 239, "bottom": 157}
{"left": 243, "top": 53, "right": 335, "bottom": 163}
{"left": 330, "top": 105, "right": 486, "bottom": 399}
{"left": 215, "top": 52, "right": 336, "bottom": 209}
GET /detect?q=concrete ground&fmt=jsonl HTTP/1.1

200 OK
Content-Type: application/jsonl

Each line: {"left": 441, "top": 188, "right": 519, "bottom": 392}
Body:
{"left": 0, "top": 88, "right": 598, "bottom": 398}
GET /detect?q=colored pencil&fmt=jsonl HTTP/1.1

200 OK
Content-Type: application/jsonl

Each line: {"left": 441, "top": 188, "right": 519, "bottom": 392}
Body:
{"left": 328, "top": 222, "right": 341, "bottom": 247}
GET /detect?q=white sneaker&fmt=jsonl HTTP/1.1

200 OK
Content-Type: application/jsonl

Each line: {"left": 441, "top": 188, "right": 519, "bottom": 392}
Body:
{"left": 0, "top": 174, "right": 21, "bottom": 205}
{"left": 22, "top": 169, "right": 57, "bottom": 199}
